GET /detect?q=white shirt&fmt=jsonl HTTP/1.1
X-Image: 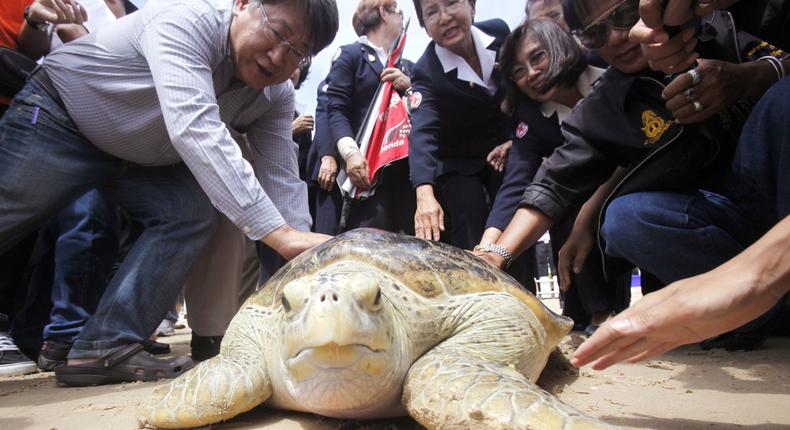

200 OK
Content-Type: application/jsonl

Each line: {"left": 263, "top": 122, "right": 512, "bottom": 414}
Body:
{"left": 434, "top": 25, "right": 497, "bottom": 94}
{"left": 358, "top": 35, "right": 388, "bottom": 66}
{"left": 540, "top": 66, "right": 606, "bottom": 125}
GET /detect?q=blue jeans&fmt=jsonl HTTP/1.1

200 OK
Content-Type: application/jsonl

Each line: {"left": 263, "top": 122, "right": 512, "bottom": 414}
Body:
{"left": 601, "top": 77, "right": 790, "bottom": 284}
{"left": 42, "top": 190, "right": 119, "bottom": 344}
{"left": 0, "top": 81, "right": 217, "bottom": 359}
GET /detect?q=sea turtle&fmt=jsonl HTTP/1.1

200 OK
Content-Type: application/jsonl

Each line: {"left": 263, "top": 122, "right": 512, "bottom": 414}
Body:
{"left": 139, "top": 229, "right": 613, "bottom": 429}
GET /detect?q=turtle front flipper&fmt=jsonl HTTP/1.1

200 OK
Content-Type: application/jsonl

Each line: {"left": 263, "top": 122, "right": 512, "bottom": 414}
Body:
{"left": 403, "top": 347, "right": 614, "bottom": 430}
{"left": 139, "top": 309, "right": 273, "bottom": 429}
{"left": 402, "top": 292, "right": 615, "bottom": 430}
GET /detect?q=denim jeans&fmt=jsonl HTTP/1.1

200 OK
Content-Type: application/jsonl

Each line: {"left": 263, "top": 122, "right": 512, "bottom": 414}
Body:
{"left": 0, "top": 81, "right": 217, "bottom": 359}
{"left": 43, "top": 190, "right": 119, "bottom": 343}
{"left": 601, "top": 77, "right": 790, "bottom": 285}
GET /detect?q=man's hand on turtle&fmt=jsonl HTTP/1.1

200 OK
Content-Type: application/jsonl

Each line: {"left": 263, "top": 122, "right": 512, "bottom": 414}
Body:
{"left": 263, "top": 225, "right": 332, "bottom": 261}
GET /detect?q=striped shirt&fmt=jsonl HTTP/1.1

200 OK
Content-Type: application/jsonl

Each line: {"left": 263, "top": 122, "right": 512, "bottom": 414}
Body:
{"left": 42, "top": 0, "right": 310, "bottom": 240}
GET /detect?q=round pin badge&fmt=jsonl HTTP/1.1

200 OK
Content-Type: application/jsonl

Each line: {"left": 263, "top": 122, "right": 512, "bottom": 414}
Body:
{"left": 516, "top": 121, "right": 528, "bottom": 139}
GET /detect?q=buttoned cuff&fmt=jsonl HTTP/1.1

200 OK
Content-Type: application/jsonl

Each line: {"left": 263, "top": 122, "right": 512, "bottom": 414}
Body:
{"left": 233, "top": 199, "right": 287, "bottom": 241}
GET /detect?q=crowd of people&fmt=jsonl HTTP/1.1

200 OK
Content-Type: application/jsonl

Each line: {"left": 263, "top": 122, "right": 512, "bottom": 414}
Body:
{"left": 0, "top": 0, "right": 787, "bottom": 399}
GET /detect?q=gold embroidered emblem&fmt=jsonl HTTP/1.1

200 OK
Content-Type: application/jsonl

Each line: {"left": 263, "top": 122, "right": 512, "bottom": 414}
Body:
{"left": 641, "top": 110, "right": 673, "bottom": 145}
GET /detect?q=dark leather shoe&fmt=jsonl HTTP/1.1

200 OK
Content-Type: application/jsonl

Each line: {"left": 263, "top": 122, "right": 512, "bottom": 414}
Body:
{"left": 142, "top": 339, "right": 171, "bottom": 355}
{"left": 37, "top": 340, "right": 72, "bottom": 371}
{"left": 190, "top": 333, "right": 222, "bottom": 362}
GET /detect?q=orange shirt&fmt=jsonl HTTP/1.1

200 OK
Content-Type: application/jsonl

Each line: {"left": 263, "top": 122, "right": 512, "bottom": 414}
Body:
{"left": 0, "top": 0, "right": 34, "bottom": 105}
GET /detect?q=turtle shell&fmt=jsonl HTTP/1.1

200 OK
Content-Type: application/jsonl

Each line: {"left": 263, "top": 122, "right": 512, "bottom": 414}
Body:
{"left": 247, "top": 228, "right": 571, "bottom": 342}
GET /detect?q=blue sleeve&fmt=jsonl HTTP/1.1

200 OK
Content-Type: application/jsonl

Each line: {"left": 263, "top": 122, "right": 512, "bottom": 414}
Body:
{"left": 325, "top": 46, "right": 359, "bottom": 145}
{"left": 486, "top": 129, "right": 545, "bottom": 230}
{"left": 407, "top": 58, "right": 441, "bottom": 188}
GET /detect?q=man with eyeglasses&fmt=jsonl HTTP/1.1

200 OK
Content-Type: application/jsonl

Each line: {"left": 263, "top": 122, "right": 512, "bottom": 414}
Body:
{"left": 479, "top": 0, "right": 786, "bottom": 348}
{"left": 0, "top": 0, "right": 338, "bottom": 386}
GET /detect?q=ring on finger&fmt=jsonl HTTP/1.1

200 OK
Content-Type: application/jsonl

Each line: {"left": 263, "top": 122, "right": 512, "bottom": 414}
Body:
{"left": 686, "top": 68, "right": 701, "bottom": 86}
{"left": 685, "top": 87, "right": 696, "bottom": 99}
{"left": 692, "top": 100, "right": 704, "bottom": 112}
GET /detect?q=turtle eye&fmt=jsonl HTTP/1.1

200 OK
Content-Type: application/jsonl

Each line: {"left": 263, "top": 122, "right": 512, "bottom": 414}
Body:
{"left": 373, "top": 288, "right": 382, "bottom": 306}
{"left": 281, "top": 294, "right": 292, "bottom": 312}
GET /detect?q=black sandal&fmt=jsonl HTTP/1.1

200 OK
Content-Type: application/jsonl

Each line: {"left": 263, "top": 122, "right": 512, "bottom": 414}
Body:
{"left": 54, "top": 343, "right": 193, "bottom": 386}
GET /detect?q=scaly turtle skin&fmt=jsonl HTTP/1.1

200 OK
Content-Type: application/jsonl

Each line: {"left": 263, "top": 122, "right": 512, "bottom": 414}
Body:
{"left": 139, "top": 229, "right": 615, "bottom": 429}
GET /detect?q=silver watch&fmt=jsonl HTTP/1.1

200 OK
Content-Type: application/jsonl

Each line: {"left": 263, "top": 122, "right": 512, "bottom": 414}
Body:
{"left": 480, "top": 243, "right": 513, "bottom": 268}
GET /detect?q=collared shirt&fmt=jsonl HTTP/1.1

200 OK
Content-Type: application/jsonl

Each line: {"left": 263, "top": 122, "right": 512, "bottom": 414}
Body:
{"left": 434, "top": 25, "right": 497, "bottom": 93}
{"left": 358, "top": 35, "right": 388, "bottom": 66}
{"left": 540, "top": 66, "right": 606, "bottom": 125}
{"left": 42, "top": 0, "right": 310, "bottom": 240}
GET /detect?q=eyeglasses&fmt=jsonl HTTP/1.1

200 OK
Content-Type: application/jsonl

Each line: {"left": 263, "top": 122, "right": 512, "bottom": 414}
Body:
{"left": 386, "top": 7, "right": 404, "bottom": 19}
{"left": 258, "top": 3, "right": 311, "bottom": 68}
{"left": 574, "top": 0, "right": 640, "bottom": 50}
{"left": 423, "top": 0, "right": 466, "bottom": 25}
{"left": 510, "top": 48, "right": 548, "bottom": 81}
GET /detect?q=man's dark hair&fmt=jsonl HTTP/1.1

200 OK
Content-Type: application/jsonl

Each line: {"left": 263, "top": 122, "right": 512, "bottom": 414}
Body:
{"left": 411, "top": 0, "right": 477, "bottom": 27}
{"left": 499, "top": 18, "right": 587, "bottom": 114}
{"left": 295, "top": 61, "right": 311, "bottom": 89}
{"left": 261, "top": 0, "right": 339, "bottom": 55}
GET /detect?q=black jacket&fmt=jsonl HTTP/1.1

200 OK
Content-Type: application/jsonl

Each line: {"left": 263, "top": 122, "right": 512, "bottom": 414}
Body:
{"left": 408, "top": 19, "right": 511, "bottom": 188}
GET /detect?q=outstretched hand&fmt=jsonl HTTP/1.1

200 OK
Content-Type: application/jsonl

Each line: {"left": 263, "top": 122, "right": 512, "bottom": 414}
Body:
{"left": 571, "top": 263, "right": 779, "bottom": 370}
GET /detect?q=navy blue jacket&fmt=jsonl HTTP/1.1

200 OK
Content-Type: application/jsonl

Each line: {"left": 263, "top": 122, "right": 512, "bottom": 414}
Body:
{"left": 325, "top": 41, "right": 413, "bottom": 145}
{"left": 485, "top": 97, "right": 562, "bottom": 230}
{"left": 408, "top": 19, "right": 511, "bottom": 189}
{"left": 306, "top": 80, "right": 335, "bottom": 183}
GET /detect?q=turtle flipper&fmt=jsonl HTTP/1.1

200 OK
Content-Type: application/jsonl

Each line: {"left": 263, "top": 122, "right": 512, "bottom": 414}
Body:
{"left": 403, "top": 347, "right": 615, "bottom": 430}
{"left": 138, "top": 310, "right": 273, "bottom": 429}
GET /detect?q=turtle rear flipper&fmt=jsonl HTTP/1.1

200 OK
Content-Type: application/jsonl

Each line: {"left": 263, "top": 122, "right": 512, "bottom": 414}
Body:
{"left": 139, "top": 311, "right": 273, "bottom": 429}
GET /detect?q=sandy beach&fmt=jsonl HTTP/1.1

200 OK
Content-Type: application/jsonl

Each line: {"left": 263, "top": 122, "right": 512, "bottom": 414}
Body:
{"left": 2, "top": 298, "right": 790, "bottom": 430}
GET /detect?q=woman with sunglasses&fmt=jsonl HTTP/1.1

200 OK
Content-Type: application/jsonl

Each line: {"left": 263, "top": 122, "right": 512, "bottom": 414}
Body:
{"left": 407, "top": 0, "right": 520, "bottom": 260}
{"left": 325, "top": 0, "right": 415, "bottom": 234}
{"left": 476, "top": 0, "right": 783, "bottom": 346}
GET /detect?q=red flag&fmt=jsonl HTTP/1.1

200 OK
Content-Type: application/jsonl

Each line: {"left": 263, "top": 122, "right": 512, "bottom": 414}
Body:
{"left": 339, "top": 19, "right": 411, "bottom": 200}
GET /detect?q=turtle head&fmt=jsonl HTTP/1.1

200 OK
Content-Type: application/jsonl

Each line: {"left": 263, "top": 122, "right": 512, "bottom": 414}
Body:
{"left": 276, "top": 261, "right": 410, "bottom": 416}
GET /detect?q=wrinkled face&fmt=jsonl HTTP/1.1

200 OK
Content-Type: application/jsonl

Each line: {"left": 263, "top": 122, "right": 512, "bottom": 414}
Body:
{"left": 421, "top": 0, "right": 475, "bottom": 53}
{"left": 230, "top": 0, "right": 312, "bottom": 90}
{"left": 527, "top": 0, "right": 568, "bottom": 32}
{"left": 277, "top": 262, "right": 409, "bottom": 415}
{"left": 512, "top": 34, "right": 557, "bottom": 103}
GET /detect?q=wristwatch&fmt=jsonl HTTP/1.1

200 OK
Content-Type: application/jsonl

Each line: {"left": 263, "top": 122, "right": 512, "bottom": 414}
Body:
{"left": 476, "top": 243, "right": 513, "bottom": 268}
{"left": 23, "top": 6, "right": 50, "bottom": 32}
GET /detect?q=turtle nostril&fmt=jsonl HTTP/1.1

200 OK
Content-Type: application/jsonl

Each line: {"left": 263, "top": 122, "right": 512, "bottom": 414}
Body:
{"left": 332, "top": 293, "right": 338, "bottom": 301}
{"left": 320, "top": 293, "right": 326, "bottom": 302}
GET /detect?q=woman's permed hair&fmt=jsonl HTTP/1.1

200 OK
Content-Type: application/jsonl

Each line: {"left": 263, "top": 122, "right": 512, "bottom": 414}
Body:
{"left": 498, "top": 18, "right": 587, "bottom": 114}
{"left": 352, "top": 0, "right": 398, "bottom": 36}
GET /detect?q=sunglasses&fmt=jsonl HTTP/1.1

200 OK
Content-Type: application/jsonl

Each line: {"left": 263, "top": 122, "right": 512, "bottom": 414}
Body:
{"left": 574, "top": 0, "right": 640, "bottom": 50}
